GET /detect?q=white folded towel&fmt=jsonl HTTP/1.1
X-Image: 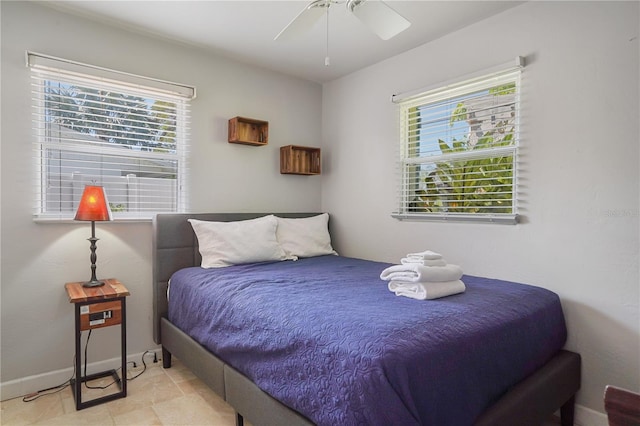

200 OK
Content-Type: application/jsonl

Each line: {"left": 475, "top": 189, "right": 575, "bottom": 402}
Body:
{"left": 401, "top": 257, "right": 447, "bottom": 267}
{"left": 406, "top": 250, "right": 442, "bottom": 261}
{"left": 388, "top": 280, "right": 466, "bottom": 300}
{"left": 380, "top": 263, "right": 463, "bottom": 283}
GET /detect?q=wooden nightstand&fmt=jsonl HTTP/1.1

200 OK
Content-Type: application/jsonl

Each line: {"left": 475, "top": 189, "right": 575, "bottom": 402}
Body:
{"left": 65, "top": 278, "right": 130, "bottom": 410}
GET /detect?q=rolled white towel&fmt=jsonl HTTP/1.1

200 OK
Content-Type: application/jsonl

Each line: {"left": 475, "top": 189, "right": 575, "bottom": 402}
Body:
{"left": 406, "top": 250, "right": 442, "bottom": 261}
{"left": 401, "top": 257, "right": 447, "bottom": 267}
{"left": 388, "top": 280, "right": 466, "bottom": 300}
{"left": 380, "top": 263, "right": 463, "bottom": 283}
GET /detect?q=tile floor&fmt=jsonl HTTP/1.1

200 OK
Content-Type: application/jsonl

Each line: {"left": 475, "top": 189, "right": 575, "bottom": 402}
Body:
{"left": 0, "top": 357, "right": 242, "bottom": 425}
{"left": 1, "top": 357, "right": 563, "bottom": 425}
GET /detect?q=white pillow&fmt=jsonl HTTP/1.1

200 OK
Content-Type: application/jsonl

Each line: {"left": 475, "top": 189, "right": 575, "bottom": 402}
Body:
{"left": 188, "top": 215, "right": 288, "bottom": 268}
{"left": 276, "top": 213, "right": 337, "bottom": 259}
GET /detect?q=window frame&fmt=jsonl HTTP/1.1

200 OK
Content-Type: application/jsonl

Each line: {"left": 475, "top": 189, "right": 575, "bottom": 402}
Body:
{"left": 392, "top": 61, "right": 523, "bottom": 225}
{"left": 28, "top": 52, "right": 195, "bottom": 221}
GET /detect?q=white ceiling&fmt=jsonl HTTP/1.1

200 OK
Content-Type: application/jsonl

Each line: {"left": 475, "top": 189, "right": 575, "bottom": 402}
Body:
{"left": 44, "top": 1, "right": 522, "bottom": 83}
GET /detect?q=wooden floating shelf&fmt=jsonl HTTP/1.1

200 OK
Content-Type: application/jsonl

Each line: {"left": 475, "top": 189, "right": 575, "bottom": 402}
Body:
{"left": 280, "top": 145, "right": 321, "bottom": 175}
{"left": 228, "top": 116, "right": 268, "bottom": 146}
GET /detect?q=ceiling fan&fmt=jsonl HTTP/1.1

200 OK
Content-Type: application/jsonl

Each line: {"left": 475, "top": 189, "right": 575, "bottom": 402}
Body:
{"left": 275, "top": 0, "right": 411, "bottom": 65}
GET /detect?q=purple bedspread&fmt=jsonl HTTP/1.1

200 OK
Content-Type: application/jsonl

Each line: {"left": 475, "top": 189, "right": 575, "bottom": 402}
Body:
{"left": 168, "top": 255, "right": 567, "bottom": 426}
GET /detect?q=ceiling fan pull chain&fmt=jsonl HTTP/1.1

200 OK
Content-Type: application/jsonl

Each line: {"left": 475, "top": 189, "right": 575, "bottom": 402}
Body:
{"left": 325, "top": 5, "right": 330, "bottom": 66}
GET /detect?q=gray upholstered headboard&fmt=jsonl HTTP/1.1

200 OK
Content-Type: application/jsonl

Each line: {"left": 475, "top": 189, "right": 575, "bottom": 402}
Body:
{"left": 152, "top": 212, "right": 325, "bottom": 344}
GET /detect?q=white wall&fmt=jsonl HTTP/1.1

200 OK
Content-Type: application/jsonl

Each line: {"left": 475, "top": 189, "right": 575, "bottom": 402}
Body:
{"left": 322, "top": 1, "right": 639, "bottom": 422}
{"left": 1, "top": 1, "right": 322, "bottom": 398}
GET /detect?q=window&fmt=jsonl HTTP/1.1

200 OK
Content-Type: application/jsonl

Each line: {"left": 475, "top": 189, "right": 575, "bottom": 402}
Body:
{"left": 393, "top": 62, "right": 522, "bottom": 224}
{"left": 28, "top": 52, "right": 195, "bottom": 220}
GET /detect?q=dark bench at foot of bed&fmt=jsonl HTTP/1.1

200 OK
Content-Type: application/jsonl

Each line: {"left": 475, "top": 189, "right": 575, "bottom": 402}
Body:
{"left": 604, "top": 385, "right": 640, "bottom": 426}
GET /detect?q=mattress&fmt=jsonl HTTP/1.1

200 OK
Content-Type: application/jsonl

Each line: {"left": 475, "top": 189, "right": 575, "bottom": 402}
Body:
{"left": 168, "top": 255, "right": 567, "bottom": 426}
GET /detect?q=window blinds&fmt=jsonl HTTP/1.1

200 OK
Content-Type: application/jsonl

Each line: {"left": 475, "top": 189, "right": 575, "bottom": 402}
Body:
{"left": 28, "top": 52, "right": 194, "bottom": 220}
{"left": 393, "top": 62, "right": 522, "bottom": 224}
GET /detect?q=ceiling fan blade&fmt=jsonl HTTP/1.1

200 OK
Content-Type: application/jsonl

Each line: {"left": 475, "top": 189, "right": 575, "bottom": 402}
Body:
{"left": 275, "top": 0, "right": 330, "bottom": 41}
{"left": 348, "top": 0, "right": 411, "bottom": 40}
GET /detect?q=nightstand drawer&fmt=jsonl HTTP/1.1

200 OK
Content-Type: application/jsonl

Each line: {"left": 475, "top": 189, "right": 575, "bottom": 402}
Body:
{"left": 79, "top": 301, "right": 122, "bottom": 330}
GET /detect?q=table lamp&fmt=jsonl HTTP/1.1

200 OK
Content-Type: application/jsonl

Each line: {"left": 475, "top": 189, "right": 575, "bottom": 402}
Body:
{"left": 74, "top": 185, "right": 113, "bottom": 287}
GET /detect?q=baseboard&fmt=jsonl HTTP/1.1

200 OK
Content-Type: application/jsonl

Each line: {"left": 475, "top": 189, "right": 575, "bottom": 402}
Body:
{"left": 575, "top": 403, "right": 608, "bottom": 426}
{"left": 0, "top": 349, "right": 161, "bottom": 402}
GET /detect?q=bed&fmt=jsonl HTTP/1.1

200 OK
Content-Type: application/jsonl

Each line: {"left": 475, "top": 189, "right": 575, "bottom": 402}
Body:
{"left": 152, "top": 212, "right": 581, "bottom": 426}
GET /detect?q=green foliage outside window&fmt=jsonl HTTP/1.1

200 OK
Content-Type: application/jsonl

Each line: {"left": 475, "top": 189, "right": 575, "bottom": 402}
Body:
{"left": 409, "top": 82, "right": 517, "bottom": 215}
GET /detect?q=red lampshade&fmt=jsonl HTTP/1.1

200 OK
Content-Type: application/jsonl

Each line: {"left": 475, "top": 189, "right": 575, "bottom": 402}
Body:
{"left": 74, "top": 185, "right": 113, "bottom": 222}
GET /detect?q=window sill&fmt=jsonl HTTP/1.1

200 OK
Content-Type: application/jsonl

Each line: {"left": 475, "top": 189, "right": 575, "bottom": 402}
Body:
{"left": 391, "top": 212, "right": 518, "bottom": 225}
{"left": 33, "top": 216, "right": 152, "bottom": 224}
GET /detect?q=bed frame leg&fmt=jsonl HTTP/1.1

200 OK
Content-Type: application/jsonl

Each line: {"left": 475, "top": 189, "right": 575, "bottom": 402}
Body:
{"left": 235, "top": 412, "right": 244, "bottom": 426}
{"left": 162, "top": 347, "right": 172, "bottom": 369}
{"left": 560, "top": 395, "right": 576, "bottom": 426}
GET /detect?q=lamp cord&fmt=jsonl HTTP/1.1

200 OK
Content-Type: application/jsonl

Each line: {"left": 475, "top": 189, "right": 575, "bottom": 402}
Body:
{"left": 22, "top": 334, "right": 153, "bottom": 401}
{"left": 82, "top": 329, "right": 114, "bottom": 390}
{"left": 22, "top": 367, "right": 73, "bottom": 402}
{"left": 82, "top": 330, "right": 151, "bottom": 390}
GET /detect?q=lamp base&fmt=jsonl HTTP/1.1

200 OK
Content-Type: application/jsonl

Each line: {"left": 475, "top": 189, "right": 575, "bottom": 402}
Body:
{"left": 82, "top": 279, "right": 106, "bottom": 288}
